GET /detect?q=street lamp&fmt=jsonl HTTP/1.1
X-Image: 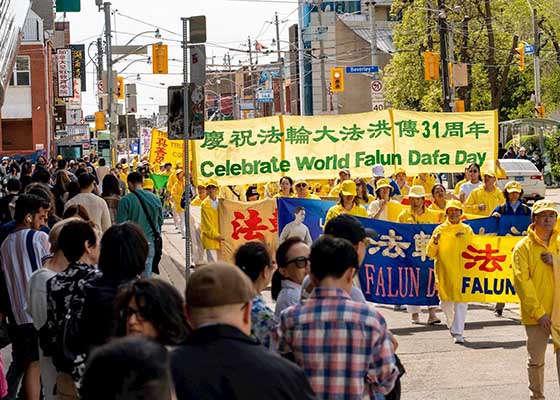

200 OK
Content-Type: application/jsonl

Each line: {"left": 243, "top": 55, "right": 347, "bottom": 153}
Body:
{"left": 124, "top": 29, "right": 161, "bottom": 46}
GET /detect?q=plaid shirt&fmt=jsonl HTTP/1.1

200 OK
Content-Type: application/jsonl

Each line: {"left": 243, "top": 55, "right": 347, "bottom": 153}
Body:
{"left": 279, "top": 287, "right": 397, "bottom": 399}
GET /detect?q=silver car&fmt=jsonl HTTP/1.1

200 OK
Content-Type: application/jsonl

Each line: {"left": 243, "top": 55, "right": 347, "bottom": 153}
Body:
{"left": 497, "top": 159, "right": 546, "bottom": 201}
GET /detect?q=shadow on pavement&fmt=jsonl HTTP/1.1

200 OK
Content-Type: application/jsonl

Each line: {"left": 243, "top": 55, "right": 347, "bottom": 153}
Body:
{"left": 461, "top": 339, "right": 527, "bottom": 350}
{"left": 391, "top": 318, "right": 521, "bottom": 336}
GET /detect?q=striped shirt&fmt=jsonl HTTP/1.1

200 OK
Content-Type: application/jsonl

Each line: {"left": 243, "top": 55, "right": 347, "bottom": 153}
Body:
{"left": 0, "top": 229, "right": 50, "bottom": 325}
{"left": 279, "top": 287, "right": 398, "bottom": 399}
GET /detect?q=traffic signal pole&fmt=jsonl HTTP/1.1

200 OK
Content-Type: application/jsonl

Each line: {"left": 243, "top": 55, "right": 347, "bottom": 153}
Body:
{"left": 437, "top": 0, "right": 452, "bottom": 112}
{"left": 182, "top": 17, "right": 191, "bottom": 278}
{"left": 104, "top": 2, "right": 116, "bottom": 161}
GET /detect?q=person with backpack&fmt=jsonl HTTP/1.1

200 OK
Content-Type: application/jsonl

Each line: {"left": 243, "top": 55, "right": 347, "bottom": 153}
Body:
{"left": 491, "top": 181, "right": 532, "bottom": 317}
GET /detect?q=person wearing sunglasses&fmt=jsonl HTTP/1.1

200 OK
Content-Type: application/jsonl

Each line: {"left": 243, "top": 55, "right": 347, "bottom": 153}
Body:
{"left": 459, "top": 162, "right": 482, "bottom": 203}
{"left": 115, "top": 279, "right": 189, "bottom": 346}
{"left": 294, "top": 180, "right": 320, "bottom": 199}
{"left": 273, "top": 237, "right": 310, "bottom": 319}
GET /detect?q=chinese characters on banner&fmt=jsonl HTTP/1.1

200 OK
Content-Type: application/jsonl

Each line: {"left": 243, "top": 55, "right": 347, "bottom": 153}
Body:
{"left": 277, "top": 198, "right": 527, "bottom": 305}
{"left": 193, "top": 110, "right": 498, "bottom": 186}
{"left": 56, "top": 48, "right": 73, "bottom": 98}
{"left": 148, "top": 129, "right": 191, "bottom": 168}
{"left": 218, "top": 199, "right": 278, "bottom": 263}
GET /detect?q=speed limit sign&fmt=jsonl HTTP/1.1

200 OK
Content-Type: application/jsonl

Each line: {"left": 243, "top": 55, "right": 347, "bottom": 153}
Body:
{"left": 371, "top": 79, "right": 384, "bottom": 110}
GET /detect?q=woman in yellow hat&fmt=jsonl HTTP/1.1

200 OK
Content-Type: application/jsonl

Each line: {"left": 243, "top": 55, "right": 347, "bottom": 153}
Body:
{"left": 394, "top": 168, "right": 410, "bottom": 196}
{"left": 463, "top": 170, "right": 504, "bottom": 216}
{"left": 325, "top": 180, "right": 367, "bottom": 224}
{"left": 367, "top": 178, "right": 394, "bottom": 220}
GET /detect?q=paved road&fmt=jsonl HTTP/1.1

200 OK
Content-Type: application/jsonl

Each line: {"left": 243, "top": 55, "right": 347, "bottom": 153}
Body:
{"left": 160, "top": 193, "right": 560, "bottom": 400}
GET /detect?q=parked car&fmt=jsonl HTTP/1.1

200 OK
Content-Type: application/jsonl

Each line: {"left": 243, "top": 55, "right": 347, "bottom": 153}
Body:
{"left": 497, "top": 159, "right": 546, "bottom": 201}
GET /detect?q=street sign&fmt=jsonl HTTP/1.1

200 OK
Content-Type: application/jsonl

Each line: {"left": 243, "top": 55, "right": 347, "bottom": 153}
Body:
{"left": 345, "top": 65, "right": 379, "bottom": 74}
{"left": 303, "top": 26, "right": 328, "bottom": 42}
{"left": 189, "top": 16, "right": 206, "bottom": 43}
{"left": 111, "top": 45, "right": 148, "bottom": 56}
{"left": 187, "top": 83, "right": 205, "bottom": 140}
{"left": 190, "top": 45, "right": 206, "bottom": 86}
{"left": 168, "top": 86, "right": 184, "bottom": 140}
{"left": 524, "top": 44, "right": 535, "bottom": 55}
{"left": 257, "top": 89, "right": 274, "bottom": 103}
{"left": 167, "top": 84, "right": 205, "bottom": 140}
{"left": 371, "top": 79, "right": 385, "bottom": 111}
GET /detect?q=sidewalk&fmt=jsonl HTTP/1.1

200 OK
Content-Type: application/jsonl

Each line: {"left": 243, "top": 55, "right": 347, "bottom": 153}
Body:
{"left": 160, "top": 219, "right": 559, "bottom": 399}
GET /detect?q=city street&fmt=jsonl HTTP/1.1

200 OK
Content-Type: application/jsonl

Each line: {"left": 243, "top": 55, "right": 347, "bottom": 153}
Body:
{"left": 160, "top": 188, "right": 560, "bottom": 400}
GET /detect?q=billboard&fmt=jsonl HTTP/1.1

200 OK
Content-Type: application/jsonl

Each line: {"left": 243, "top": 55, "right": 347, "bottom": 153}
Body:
{"left": 56, "top": 48, "right": 73, "bottom": 98}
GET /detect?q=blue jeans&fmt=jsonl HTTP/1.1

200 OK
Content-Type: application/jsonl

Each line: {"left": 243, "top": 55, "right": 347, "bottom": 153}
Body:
{"left": 144, "top": 241, "right": 155, "bottom": 277}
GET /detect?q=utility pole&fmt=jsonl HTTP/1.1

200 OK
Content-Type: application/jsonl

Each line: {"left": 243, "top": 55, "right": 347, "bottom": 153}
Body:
{"left": 437, "top": 0, "right": 452, "bottom": 112}
{"left": 181, "top": 17, "right": 191, "bottom": 276}
{"left": 316, "top": 0, "right": 327, "bottom": 112}
{"left": 225, "top": 52, "right": 237, "bottom": 119}
{"left": 297, "top": 0, "right": 306, "bottom": 115}
{"left": 531, "top": 7, "right": 541, "bottom": 112}
{"left": 104, "top": 2, "right": 115, "bottom": 155}
{"left": 367, "top": 1, "right": 378, "bottom": 76}
{"left": 248, "top": 36, "right": 258, "bottom": 118}
{"left": 96, "top": 37, "right": 104, "bottom": 110}
{"left": 275, "top": 12, "right": 285, "bottom": 114}
{"left": 447, "top": 23, "right": 455, "bottom": 110}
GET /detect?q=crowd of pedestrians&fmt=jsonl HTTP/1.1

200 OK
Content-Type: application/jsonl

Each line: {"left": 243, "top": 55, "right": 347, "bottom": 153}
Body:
{"left": 0, "top": 154, "right": 555, "bottom": 400}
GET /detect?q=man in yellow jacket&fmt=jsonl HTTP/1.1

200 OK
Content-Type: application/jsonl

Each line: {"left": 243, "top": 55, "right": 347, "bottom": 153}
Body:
{"left": 463, "top": 171, "right": 504, "bottom": 216}
{"left": 512, "top": 199, "right": 560, "bottom": 399}
{"left": 426, "top": 200, "right": 474, "bottom": 344}
{"left": 201, "top": 179, "right": 222, "bottom": 263}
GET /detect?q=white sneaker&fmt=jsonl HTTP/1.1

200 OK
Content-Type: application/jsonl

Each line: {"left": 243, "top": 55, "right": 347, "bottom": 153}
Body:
{"left": 453, "top": 335, "right": 465, "bottom": 344}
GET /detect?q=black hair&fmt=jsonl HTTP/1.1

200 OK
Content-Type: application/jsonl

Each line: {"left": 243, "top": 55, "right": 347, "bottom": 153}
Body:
{"left": 272, "top": 237, "right": 305, "bottom": 300}
{"left": 127, "top": 171, "right": 143, "bottom": 185}
{"left": 81, "top": 336, "right": 171, "bottom": 400}
{"left": 57, "top": 159, "right": 67, "bottom": 170}
{"left": 293, "top": 206, "right": 305, "bottom": 214}
{"left": 14, "top": 193, "right": 50, "bottom": 223}
{"left": 279, "top": 176, "right": 294, "bottom": 194}
{"left": 115, "top": 279, "right": 189, "bottom": 346}
{"left": 78, "top": 173, "right": 96, "bottom": 189}
{"left": 234, "top": 241, "right": 271, "bottom": 282}
{"left": 98, "top": 158, "right": 106, "bottom": 167}
{"left": 99, "top": 223, "right": 148, "bottom": 281}
{"left": 337, "top": 192, "right": 359, "bottom": 207}
{"left": 310, "top": 236, "right": 358, "bottom": 281}
{"left": 504, "top": 188, "right": 524, "bottom": 203}
{"left": 21, "top": 161, "right": 32, "bottom": 175}
{"left": 31, "top": 167, "right": 51, "bottom": 184}
{"left": 102, "top": 174, "right": 120, "bottom": 197}
{"left": 6, "top": 178, "right": 21, "bottom": 193}
{"left": 431, "top": 183, "right": 446, "bottom": 196}
{"left": 58, "top": 219, "right": 97, "bottom": 263}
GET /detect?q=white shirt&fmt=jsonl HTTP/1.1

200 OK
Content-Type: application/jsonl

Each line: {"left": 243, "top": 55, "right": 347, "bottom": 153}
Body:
{"left": 275, "top": 280, "right": 302, "bottom": 318}
{"left": 459, "top": 181, "right": 482, "bottom": 199}
{"left": 65, "top": 192, "right": 112, "bottom": 232}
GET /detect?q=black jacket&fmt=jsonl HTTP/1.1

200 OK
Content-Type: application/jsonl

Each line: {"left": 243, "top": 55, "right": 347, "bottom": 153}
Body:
{"left": 171, "top": 324, "right": 316, "bottom": 400}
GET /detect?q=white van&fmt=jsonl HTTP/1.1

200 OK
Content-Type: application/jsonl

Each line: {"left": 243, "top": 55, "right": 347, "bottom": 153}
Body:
{"left": 497, "top": 159, "right": 546, "bottom": 201}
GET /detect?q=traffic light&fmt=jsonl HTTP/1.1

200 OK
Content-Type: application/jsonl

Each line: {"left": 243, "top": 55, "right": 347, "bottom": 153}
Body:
{"left": 535, "top": 105, "right": 544, "bottom": 118}
{"left": 330, "top": 67, "right": 344, "bottom": 92}
{"left": 514, "top": 44, "right": 525, "bottom": 72}
{"left": 117, "top": 76, "right": 124, "bottom": 100}
{"left": 152, "top": 44, "right": 169, "bottom": 75}
{"left": 423, "top": 51, "right": 440, "bottom": 81}
{"left": 94, "top": 111, "right": 105, "bottom": 131}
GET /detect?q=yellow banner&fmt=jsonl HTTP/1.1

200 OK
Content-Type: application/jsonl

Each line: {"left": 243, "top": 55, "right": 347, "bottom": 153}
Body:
{"left": 149, "top": 129, "right": 184, "bottom": 167}
{"left": 195, "top": 117, "right": 283, "bottom": 186}
{"left": 282, "top": 111, "right": 394, "bottom": 180}
{"left": 193, "top": 110, "right": 497, "bottom": 186}
{"left": 391, "top": 110, "right": 498, "bottom": 175}
{"left": 218, "top": 198, "right": 278, "bottom": 263}
{"left": 437, "top": 234, "right": 520, "bottom": 303}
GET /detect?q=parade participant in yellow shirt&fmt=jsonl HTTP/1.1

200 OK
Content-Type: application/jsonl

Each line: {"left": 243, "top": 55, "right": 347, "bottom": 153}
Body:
{"left": 454, "top": 166, "right": 470, "bottom": 196}
{"left": 367, "top": 178, "right": 395, "bottom": 221}
{"left": 397, "top": 185, "right": 441, "bottom": 324}
{"left": 428, "top": 184, "right": 448, "bottom": 223}
{"left": 132, "top": 155, "right": 139, "bottom": 170}
{"left": 427, "top": 200, "right": 474, "bottom": 344}
{"left": 355, "top": 178, "right": 375, "bottom": 206}
{"left": 394, "top": 168, "right": 410, "bottom": 196}
{"left": 191, "top": 182, "right": 207, "bottom": 206}
{"left": 120, "top": 163, "right": 129, "bottom": 183}
{"left": 512, "top": 200, "right": 560, "bottom": 399}
{"left": 413, "top": 172, "right": 436, "bottom": 195}
{"left": 171, "top": 169, "right": 186, "bottom": 237}
{"left": 325, "top": 180, "right": 368, "bottom": 224}
{"left": 463, "top": 171, "right": 505, "bottom": 216}
{"left": 201, "top": 179, "right": 222, "bottom": 263}
{"left": 274, "top": 176, "right": 294, "bottom": 198}
{"left": 328, "top": 169, "right": 351, "bottom": 196}
{"left": 294, "top": 181, "right": 320, "bottom": 200}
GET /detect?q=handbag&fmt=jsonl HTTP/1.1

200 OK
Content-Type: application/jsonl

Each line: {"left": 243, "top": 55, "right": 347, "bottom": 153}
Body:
{"left": 131, "top": 190, "right": 162, "bottom": 275}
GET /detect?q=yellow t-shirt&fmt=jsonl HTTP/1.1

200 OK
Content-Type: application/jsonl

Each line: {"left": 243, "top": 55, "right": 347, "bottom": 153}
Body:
{"left": 454, "top": 178, "right": 467, "bottom": 195}
{"left": 357, "top": 194, "right": 375, "bottom": 206}
{"left": 413, "top": 174, "right": 436, "bottom": 194}
{"left": 325, "top": 203, "right": 368, "bottom": 224}
{"left": 463, "top": 186, "right": 505, "bottom": 216}
{"left": 397, "top": 208, "right": 439, "bottom": 224}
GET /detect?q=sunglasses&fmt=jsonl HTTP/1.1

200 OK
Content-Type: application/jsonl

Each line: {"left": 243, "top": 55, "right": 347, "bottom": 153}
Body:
{"left": 295, "top": 184, "right": 307, "bottom": 188}
{"left": 121, "top": 307, "right": 146, "bottom": 322}
{"left": 285, "top": 256, "right": 310, "bottom": 268}
{"left": 468, "top": 169, "right": 479, "bottom": 173}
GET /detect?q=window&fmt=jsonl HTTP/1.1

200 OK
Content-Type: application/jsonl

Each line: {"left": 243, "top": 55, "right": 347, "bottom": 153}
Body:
{"left": 9, "top": 56, "right": 31, "bottom": 86}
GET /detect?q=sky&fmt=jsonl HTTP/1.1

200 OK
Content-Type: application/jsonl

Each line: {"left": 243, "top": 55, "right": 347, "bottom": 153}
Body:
{"left": 60, "top": 0, "right": 300, "bottom": 117}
